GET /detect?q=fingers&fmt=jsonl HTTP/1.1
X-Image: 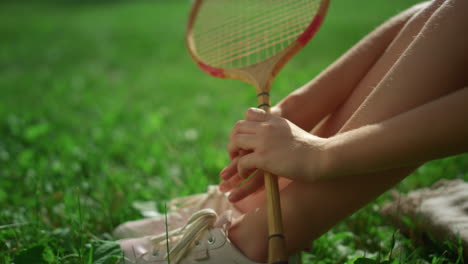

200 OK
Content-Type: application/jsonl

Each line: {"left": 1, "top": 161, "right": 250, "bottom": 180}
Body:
{"left": 219, "top": 153, "right": 258, "bottom": 193}
{"left": 238, "top": 149, "right": 251, "bottom": 156}
{"left": 229, "top": 151, "right": 238, "bottom": 161}
{"left": 229, "top": 138, "right": 254, "bottom": 161}
{"left": 228, "top": 171, "right": 265, "bottom": 202}
{"left": 220, "top": 158, "right": 238, "bottom": 180}
{"left": 228, "top": 108, "right": 273, "bottom": 157}
{"left": 222, "top": 108, "right": 272, "bottom": 194}
{"left": 231, "top": 120, "right": 259, "bottom": 135}
{"left": 228, "top": 119, "right": 261, "bottom": 156}
{"left": 225, "top": 144, "right": 263, "bottom": 180}
{"left": 238, "top": 153, "right": 262, "bottom": 179}
{"left": 219, "top": 164, "right": 256, "bottom": 192}
{"left": 227, "top": 134, "right": 258, "bottom": 155}
{"left": 222, "top": 149, "right": 254, "bottom": 182}
{"left": 219, "top": 173, "right": 243, "bottom": 192}
{"left": 245, "top": 108, "right": 269, "bottom": 121}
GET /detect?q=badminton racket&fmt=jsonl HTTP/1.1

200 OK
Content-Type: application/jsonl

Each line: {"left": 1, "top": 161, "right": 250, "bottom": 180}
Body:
{"left": 186, "top": 1, "right": 329, "bottom": 263}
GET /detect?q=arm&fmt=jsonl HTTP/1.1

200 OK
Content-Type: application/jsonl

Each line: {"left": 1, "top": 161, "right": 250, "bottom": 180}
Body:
{"left": 275, "top": 3, "right": 427, "bottom": 131}
{"left": 221, "top": 86, "right": 468, "bottom": 194}
{"left": 320, "top": 86, "right": 468, "bottom": 180}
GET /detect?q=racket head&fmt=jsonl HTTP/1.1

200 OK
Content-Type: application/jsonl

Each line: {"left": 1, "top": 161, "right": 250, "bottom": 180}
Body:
{"left": 186, "top": 0, "right": 329, "bottom": 92}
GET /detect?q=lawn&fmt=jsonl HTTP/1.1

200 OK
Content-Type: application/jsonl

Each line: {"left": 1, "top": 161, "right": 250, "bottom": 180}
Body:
{"left": 0, "top": 0, "right": 467, "bottom": 263}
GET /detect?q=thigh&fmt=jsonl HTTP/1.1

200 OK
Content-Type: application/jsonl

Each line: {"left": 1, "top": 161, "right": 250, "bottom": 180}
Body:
{"left": 316, "top": 0, "right": 468, "bottom": 137}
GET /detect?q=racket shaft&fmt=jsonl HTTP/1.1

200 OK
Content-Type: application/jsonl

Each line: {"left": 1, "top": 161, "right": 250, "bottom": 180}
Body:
{"left": 258, "top": 96, "right": 288, "bottom": 264}
{"left": 265, "top": 171, "right": 288, "bottom": 264}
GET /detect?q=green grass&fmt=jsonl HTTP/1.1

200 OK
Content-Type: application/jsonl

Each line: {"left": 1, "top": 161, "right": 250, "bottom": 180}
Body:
{"left": 0, "top": 0, "right": 467, "bottom": 263}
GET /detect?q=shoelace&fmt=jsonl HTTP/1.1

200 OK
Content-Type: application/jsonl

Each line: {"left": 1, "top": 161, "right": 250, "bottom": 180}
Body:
{"left": 150, "top": 208, "right": 218, "bottom": 264}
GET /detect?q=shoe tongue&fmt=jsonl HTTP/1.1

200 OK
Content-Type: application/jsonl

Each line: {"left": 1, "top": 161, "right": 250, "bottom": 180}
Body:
{"left": 214, "top": 210, "right": 233, "bottom": 230}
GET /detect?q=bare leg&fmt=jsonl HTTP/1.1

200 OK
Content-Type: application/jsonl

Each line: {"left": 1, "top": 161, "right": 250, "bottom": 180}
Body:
{"left": 232, "top": 0, "right": 431, "bottom": 214}
{"left": 229, "top": 0, "right": 468, "bottom": 261}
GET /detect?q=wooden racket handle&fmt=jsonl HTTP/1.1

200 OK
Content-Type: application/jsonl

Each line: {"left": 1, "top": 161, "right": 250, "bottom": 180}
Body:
{"left": 264, "top": 171, "right": 288, "bottom": 264}
{"left": 257, "top": 93, "right": 288, "bottom": 264}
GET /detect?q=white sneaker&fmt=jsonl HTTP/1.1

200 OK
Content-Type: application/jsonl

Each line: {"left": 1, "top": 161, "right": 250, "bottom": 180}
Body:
{"left": 118, "top": 209, "right": 302, "bottom": 264}
{"left": 114, "top": 186, "right": 242, "bottom": 239}
{"left": 118, "top": 209, "right": 263, "bottom": 264}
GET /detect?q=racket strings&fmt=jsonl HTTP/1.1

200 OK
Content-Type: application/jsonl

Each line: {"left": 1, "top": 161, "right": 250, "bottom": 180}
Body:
{"left": 195, "top": 1, "right": 311, "bottom": 62}
{"left": 195, "top": 0, "right": 307, "bottom": 49}
{"left": 194, "top": 1, "right": 264, "bottom": 39}
{"left": 201, "top": 12, "right": 317, "bottom": 64}
{"left": 198, "top": 6, "right": 313, "bottom": 57}
{"left": 192, "top": 0, "right": 321, "bottom": 68}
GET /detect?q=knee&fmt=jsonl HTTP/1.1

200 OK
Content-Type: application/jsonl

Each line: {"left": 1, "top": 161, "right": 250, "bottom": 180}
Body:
{"left": 440, "top": 0, "right": 468, "bottom": 13}
{"left": 449, "top": 0, "right": 468, "bottom": 12}
{"left": 410, "top": 1, "right": 431, "bottom": 11}
{"left": 438, "top": 0, "right": 468, "bottom": 25}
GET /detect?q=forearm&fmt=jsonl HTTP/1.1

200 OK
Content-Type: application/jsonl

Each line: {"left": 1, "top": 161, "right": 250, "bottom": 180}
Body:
{"left": 321, "top": 87, "right": 468, "bottom": 180}
{"left": 276, "top": 3, "right": 424, "bottom": 131}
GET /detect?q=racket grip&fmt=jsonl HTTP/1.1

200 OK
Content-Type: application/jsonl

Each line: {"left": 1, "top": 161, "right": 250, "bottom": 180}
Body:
{"left": 264, "top": 171, "right": 288, "bottom": 264}
{"left": 257, "top": 93, "right": 288, "bottom": 264}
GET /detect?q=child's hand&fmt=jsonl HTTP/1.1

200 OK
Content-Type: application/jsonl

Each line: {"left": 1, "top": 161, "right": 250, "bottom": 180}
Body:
{"left": 219, "top": 108, "right": 328, "bottom": 201}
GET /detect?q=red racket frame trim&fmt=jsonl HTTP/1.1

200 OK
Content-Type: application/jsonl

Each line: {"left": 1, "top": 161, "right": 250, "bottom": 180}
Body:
{"left": 186, "top": 0, "right": 330, "bottom": 92}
